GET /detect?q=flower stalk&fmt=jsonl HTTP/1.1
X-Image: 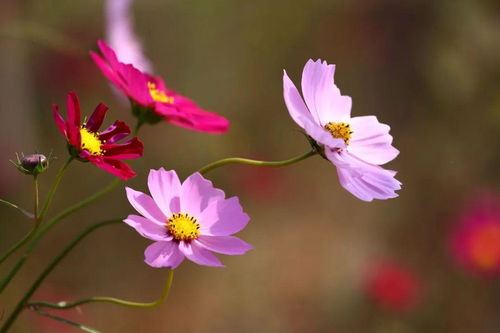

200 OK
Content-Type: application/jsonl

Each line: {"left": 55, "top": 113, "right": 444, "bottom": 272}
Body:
{"left": 197, "top": 149, "right": 317, "bottom": 175}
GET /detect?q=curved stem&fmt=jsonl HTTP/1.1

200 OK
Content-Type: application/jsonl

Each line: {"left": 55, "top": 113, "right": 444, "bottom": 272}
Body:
{"left": 0, "top": 178, "right": 121, "bottom": 293}
{"left": 38, "top": 156, "right": 73, "bottom": 221}
{"left": 0, "top": 199, "right": 33, "bottom": 218}
{"left": 197, "top": 149, "right": 317, "bottom": 175}
{"left": 0, "top": 219, "right": 122, "bottom": 332}
{"left": 29, "top": 269, "right": 174, "bottom": 310}
{"left": 31, "top": 308, "right": 101, "bottom": 333}
{"left": 0, "top": 177, "right": 40, "bottom": 266}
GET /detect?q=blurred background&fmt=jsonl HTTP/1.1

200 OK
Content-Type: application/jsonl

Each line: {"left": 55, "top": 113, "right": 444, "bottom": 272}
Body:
{"left": 0, "top": 0, "right": 499, "bottom": 332}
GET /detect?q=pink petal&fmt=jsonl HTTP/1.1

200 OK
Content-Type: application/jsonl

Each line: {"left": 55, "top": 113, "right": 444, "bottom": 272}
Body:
{"left": 178, "top": 241, "right": 224, "bottom": 267}
{"left": 123, "top": 214, "right": 169, "bottom": 241}
{"left": 348, "top": 116, "right": 399, "bottom": 165}
{"left": 283, "top": 70, "right": 315, "bottom": 129}
{"left": 125, "top": 187, "right": 166, "bottom": 224}
{"left": 199, "top": 197, "right": 250, "bottom": 236}
{"left": 327, "top": 150, "right": 401, "bottom": 201}
{"left": 180, "top": 173, "right": 225, "bottom": 217}
{"left": 147, "top": 169, "right": 182, "bottom": 218}
{"left": 90, "top": 51, "right": 130, "bottom": 94}
{"left": 301, "top": 59, "right": 351, "bottom": 124}
{"left": 144, "top": 241, "right": 184, "bottom": 268}
{"left": 196, "top": 236, "right": 252, "bottom": 255}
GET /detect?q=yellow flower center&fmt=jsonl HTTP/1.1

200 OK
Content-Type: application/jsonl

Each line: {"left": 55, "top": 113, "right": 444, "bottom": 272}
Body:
{"left": 470, "top": 223, "right": 500, "bottom": 270}
{"left": 80, "top": 126, "right": 104, "bottom": 156}
{"left": 325, "top": 122, "right": 353, "bottom": 145}
{"left": 147, "top": 82, "right": 174, "bottom": 104}
{"left": 167, "top": 213, "right": 201, "bottom": 241}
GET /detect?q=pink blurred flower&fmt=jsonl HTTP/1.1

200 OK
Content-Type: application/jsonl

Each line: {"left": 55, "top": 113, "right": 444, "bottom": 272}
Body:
{"left": 450, "top": 193, "right": 500, "bottom": 277}
{"left": 124, "top": 169, "right": 252, "bottom": 268}
{"left": 90, "top": 40, "right": 229, "bottom": 134}
{"left": 53, "top": 92, "right": 143, "bottom": 180}
{"left": 106, "top": 0, "right": 153, "bottom": 73}
{"left": 283, "top": 59, "right": 401, "bottom": 201}
{"left": 365, "top": 261, "right": 421, "bottom": 313}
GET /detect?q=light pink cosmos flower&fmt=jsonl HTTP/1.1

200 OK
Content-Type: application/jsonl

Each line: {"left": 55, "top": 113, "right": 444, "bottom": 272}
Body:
{"left": 283, "top": 59, "right": 401, "bottom": 201}
{"left": 105, "top": 0, "right": 153, "bottom": 73}
{"left": 124, "top": 169, "right": 252, "bottom": 268}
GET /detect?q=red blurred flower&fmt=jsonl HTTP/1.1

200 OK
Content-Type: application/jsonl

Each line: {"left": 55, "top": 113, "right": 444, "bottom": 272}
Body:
{"left": 365, "top": 261, "right": 421, "bottom": 313}
{"left": 450, "top": 192, "right": 500, "bottom": 277}
{"left": 53, "top": 92, "right": 143, "bottom": 180}
{"left": 90, "top": 40, "right": 229, "bottom": 134}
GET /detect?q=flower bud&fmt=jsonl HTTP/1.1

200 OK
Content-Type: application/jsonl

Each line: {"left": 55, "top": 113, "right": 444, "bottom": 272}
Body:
{"left": 12, "top": 153, "right": 49, "bottom": 175}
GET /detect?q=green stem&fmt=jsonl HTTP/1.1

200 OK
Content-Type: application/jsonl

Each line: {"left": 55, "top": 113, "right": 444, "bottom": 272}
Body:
{"left": 0, "top": 219, "right": 122, "bottom": 332}
{"left": 0, "top": 177, "right": 40, "bottom": 265}
{"left": 0, "top": 178, "right": 121, "bottom": 293}
{"left": 31, "top": 308, "right": 101, "bottom": 333}
{"left": 0, "top": 199, "right": 33, "bottom": 218}
{"left": 197, "top": 149, "right": 317, "bottom": 175}
{"left": 29, "top": 269, "right": 174, "bottom": 310}
{"left": 38, "top": 156, "right": 73, "bottom": 221}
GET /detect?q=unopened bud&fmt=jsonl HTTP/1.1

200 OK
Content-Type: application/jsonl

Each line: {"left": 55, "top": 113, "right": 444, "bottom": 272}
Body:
{"left": 12, "top": 153, "right": 50, "bottom": 175}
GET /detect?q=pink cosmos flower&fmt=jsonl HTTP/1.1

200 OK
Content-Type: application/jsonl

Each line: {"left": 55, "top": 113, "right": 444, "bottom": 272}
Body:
{"left": 53, "top": 92, "right": 143, "bottom": 180}
{"left": 106, "top": 0, "right": 153, "bottom": 73}
{"left": 90, "top": 40, "right": 229, "bottom": 133}
{"left": 283, "top": 59, "right": 401, "bottom": 201}
{"left": 450, "top": 193, "right": 500, "bottom": 277}
{"left": 124, "top": 169, "right": 252, "bottom": 268}
{"left": 364, "top": 260, "right": 422, "bottom": 313}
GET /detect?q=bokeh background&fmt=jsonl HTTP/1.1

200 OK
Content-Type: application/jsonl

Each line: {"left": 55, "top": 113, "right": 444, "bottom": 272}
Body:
{"left": 1, "top": 0, "right": 499, "bottom": 332}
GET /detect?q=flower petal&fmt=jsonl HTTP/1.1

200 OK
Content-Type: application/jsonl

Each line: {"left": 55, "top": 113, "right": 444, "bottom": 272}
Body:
{"left": 144, "top": 241, "right": 184, "bottom": 268}
{"left": 327, "top": 150, "right": 401, "bottom": 201}
{"left": 199, "top": 197, "right": 250, "bottom": 236}
{"left": 123, "top": 214, "right": 169, "bottom": 241}
{"left": 348, "top": 116, "right": 399, "bottom": 165}
{"left": 196, "top": 235, "right": 252, "bottom": 255}
{"left": 125, "top": 187, "right": 166, "bottom": 224}
{"left": 66, "top": 92, "right": 81, "bottom": 128}
{"left": 147, "top": 168, "right": 182, "bottom": 218}
{"left": 180, "top": 173, "right": 225, "bottom": 217}
{"left": 283, "top": 70, "right": 316, "bottom": 129}
{"left": 85, "top": 103, "right": 108, "bottom": 132}
{"left": 178, "top": 241, "right": 224, "bottom": 267}
{"left": 89, "top": 157, "right": 136, "bottom": 180}
{"left": 301, "top": 59, "right": 351, "bottom": 124}
{"left": 99, "top": 120, "right": 131, "bottom": 144}
{"left": 52, "top": 104, "right": 66, "bottom": 136}
{"left": 102, "top": 137, "right": 144, "bottom": 159}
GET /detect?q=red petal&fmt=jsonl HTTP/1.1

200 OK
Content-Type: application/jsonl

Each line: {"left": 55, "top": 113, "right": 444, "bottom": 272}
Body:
{"left": 102, "top": 137, "right": 143, "bottom": 160}
{"left": 85, "top": 103, "right": 108, "bottom": 132}
{"left": 88, "top": 156, "right": 136, "bottom": 180}
{"left": 66, "top": 92, "right": 81, "bottom": 128}
{"left": 99, "top": 120, "right": 131, "bottom": 144}
{"left": 52, "top": 104, "right": 67, "bottom": 137}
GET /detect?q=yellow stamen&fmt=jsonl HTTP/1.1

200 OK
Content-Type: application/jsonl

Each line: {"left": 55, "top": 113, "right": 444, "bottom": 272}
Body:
{"left": 80, "top": 126, "right": 104, "bottom": 156}
{"left": 325, "top": 122, "right": 353, "bottom": 145}
{"left": 167, "top": 213, "right": 201, "bottom": 241}
{"left": 147, "top": 82, "right": 174, "bottom": 104}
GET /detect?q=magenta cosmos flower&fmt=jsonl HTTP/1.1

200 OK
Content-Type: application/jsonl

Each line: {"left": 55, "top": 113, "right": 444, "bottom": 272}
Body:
{"left": 53, "top": 92, "right": 143, "bottom": 180}
{"left": 90, "top": 40, "right": 229, "bottom": 134}
{"left": 283, "top": 59, "right": 401, "bottom": 201}
{"left": 124, "top": 169, "right": 252, "bottom": 268}
{"left": 450, "top": 193, "right": 500, "bottom": 277}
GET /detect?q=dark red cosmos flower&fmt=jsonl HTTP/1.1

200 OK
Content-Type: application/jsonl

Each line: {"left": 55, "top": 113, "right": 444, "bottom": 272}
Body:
{"left": 52, "top": 92, "right": 143, "bottom": 180}
{"left": 364, "top": 261, "right": 421, "bottom": 313}
{"left": 89, "top": 40, "right": 229, "bottom": 134}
